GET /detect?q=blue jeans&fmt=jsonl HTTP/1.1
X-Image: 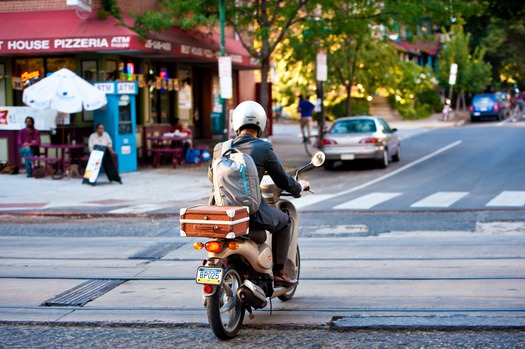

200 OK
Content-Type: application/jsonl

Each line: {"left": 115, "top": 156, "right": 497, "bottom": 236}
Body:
{"left": 19, "top": 147, "right": 34, "bottom": 174}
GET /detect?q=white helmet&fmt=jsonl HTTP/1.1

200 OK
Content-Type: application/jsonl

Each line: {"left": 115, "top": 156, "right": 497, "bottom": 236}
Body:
{"left": 231, "top": 101, "right": 267, "bottom": 137}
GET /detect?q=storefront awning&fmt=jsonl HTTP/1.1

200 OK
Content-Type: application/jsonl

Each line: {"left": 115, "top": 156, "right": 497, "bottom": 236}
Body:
{"left": 187, "top": 31, "right": 259, "bottom": 69}
{"left": 0, "top": 10, "right": 258, "bottom": 68}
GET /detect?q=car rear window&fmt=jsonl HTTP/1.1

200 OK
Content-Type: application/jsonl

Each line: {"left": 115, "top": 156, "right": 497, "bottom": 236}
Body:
{"left": 473, "top": 95, "right": 496, "bottom": 103}
{"left": 331, "top": 119, "right": 377, "bottom": 134}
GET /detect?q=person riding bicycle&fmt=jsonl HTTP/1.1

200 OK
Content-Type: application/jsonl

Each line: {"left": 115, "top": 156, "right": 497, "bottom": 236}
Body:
{"left": 208, "top": 101, "right": 310, "bottom": 286}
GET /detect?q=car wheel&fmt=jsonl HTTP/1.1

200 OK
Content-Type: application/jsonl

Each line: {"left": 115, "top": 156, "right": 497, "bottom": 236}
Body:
{"left": 378, "top": 149, "right": 389, "bottom": 169}
{"left": 324, "top": 160, "right": 335, "bottom": 170}
{"left": 470, "top": 116, "right": 477, "bottom": 123}
{"left": 392, "top": 146, "right": 400, "bottom": 162}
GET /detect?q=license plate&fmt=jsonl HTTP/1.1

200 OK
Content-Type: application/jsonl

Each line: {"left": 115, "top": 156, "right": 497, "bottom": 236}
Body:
{"left": 473, "top": 112, "right": 480, "bottom": 116}
{"left": 196, "top": 267, "right": 223, "bottom": 284}
{"left": 341, "top": 153, "right": 355, "bottom": 160}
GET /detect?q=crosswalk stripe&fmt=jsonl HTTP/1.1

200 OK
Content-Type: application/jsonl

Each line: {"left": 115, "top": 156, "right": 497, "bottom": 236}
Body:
{"left": 108, "top": 204, "right": 171, "bottom": 214}
{"left": 486, "top": 191, "right": 525, "bottom": 207}
{"left": 293, "top": 194, "right": 333, "bottom": 210}
{"left": 334, "top": 192, "right": 402, "bottom": 210}
{"left": 411, "top": 191, "right": 469, "bottom": 208}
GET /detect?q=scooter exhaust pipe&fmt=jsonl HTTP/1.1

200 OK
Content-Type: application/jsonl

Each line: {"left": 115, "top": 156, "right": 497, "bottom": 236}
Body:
{"left": 237, "top": 280, "right": 267, "bottom": 309}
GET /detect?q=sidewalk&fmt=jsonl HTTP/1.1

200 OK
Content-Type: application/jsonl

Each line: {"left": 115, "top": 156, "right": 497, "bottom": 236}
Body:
{"left": 0, "top": 114, "right": 467, "bottom": 216}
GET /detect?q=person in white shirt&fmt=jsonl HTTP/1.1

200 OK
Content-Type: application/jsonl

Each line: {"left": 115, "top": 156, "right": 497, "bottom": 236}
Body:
{"left": 88, "top": 123, "right": 115, "bottom": 154}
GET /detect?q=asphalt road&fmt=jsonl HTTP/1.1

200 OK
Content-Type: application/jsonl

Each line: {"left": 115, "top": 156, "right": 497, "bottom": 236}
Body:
{"left": 1, "top": 119, "right": 524, "bottom": 347}
{"left": 1, "top": 325, "right": 524, "bottom": 349}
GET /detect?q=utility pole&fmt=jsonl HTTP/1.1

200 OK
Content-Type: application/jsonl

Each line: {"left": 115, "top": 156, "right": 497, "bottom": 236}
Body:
{"left": 316, "top": 50, "right": 327, "bottom": 145}
{"left": 219, "top": 0, "right": 227, "bottom": 140}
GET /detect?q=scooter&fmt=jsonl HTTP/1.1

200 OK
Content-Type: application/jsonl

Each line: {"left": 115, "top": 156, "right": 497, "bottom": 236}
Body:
{"left": 182, "top": 151, "right": 325, "bottom": 340}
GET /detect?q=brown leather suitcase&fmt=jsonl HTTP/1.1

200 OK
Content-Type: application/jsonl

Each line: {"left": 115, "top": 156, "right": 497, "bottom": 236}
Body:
{"left": 180, "top": 205, "right": 250, "bottom": 238}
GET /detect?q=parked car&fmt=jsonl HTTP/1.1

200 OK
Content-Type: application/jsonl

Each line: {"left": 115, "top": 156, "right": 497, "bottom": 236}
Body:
{"left": 320, "top": 116, "right": 400, "bottom": 170}
{"left": 469, "top": 92, "right": 510, "bottom": 122}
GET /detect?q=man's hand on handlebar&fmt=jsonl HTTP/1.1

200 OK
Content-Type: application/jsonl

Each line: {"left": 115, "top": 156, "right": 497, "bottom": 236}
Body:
{"left": 299, "top": 180, "right": 310, "bottom": 192}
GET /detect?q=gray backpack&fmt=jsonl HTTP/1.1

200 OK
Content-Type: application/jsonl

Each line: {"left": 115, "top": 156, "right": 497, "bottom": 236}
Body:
{"left": 212, "top": 139, "right": 261, "bottom": 213}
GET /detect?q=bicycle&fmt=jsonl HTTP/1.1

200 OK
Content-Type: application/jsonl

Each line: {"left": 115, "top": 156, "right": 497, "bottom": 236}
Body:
{"left": 510, "top": 102, "right": 522, "bottom": 122}
{"left": 303, "top": 134, "right": 320, "bottom": 157}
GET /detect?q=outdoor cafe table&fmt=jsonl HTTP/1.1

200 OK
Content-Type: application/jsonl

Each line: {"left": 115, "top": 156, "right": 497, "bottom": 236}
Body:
{"left": 147, "top": 135, "right": 190, "bottom": 168}
{"left": 40, "top": 143, "right": 86, "bottom": 178}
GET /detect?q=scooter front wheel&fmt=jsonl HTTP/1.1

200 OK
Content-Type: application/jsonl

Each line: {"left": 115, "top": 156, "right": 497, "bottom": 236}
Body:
{"left": 207, "top": 266, "right": 245, "bottom": 340}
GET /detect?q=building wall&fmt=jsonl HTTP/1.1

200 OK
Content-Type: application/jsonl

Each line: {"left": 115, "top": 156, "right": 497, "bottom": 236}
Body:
{"left": 116, "top": 0, "right": 159, "bottom": 14}
{"left": 0, "top": 0, "right": 102, "bottom": 12}
{"left": 238, "top": 70, "right": 256, "bottom": 102}
{"left": 0, "top": 0, "right": 157, "bottom": 14}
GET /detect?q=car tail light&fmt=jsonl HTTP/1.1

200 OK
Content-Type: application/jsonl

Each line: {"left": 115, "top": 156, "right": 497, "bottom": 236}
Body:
{"left": 494, "top": 103, "right": 499, "bottom": 111}
{"left": 469, "top": 105, "right": 474, "bottom": 112}
{"left": 359, "top": 137, "right": 380, "bottom": 144}
{"left": 205, "top": 241, "right": 223, "bottom": 253}
{"left": 321, "top": 138, "right": 337, "bottom": 145}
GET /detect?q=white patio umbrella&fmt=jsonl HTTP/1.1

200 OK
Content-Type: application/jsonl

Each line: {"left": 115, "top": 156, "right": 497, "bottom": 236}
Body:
{"left": 23, "top": 68, "right": 107, "bottom": 113}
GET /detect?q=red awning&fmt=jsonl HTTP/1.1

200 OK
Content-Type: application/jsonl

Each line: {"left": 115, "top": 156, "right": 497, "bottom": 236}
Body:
{"left": 0, "top": 10, "right": 257, "bottom": 67}
{"left": 187, "top": 30, "right": 258, "bottom": 69}
{"left": 391, "top": 39, "right": 440, "bottom": 56}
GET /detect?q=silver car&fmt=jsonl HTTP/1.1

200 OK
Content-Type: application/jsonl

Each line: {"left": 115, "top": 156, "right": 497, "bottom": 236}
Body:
{"left": 320, "top": 116, "right": 400, "bottom": 170}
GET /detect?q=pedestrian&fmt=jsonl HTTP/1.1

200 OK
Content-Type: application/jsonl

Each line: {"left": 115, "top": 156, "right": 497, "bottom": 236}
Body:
{"left": 297, "top": 95, "right": 315, "bottom": 143}
{"left": 18, "top": 116, "right": 41, "bottom": 177}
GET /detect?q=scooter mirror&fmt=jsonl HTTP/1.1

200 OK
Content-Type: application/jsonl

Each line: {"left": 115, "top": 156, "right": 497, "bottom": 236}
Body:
{"left": 311, "top": 151, "right": 325, "bottom": 167}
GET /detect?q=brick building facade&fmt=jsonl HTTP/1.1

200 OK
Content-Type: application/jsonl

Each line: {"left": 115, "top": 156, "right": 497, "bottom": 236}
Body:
{"left": 0, "top": 0, "right": 258, "bottom": 169}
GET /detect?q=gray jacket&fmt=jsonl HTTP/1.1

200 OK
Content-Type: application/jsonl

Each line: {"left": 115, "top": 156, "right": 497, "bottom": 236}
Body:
{"left": 208, "top": 133, "right": 302, "bottom": 198}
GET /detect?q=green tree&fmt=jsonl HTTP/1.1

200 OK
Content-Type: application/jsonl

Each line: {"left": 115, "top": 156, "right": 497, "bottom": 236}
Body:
{"left": 438, "top": 25, "right": 492, "bottom": 111}
{"left": 277, "top": 0, "right": 450, "bottom": 116}
{"left": 133, "top": 0, "right": 315, "bottom": 120}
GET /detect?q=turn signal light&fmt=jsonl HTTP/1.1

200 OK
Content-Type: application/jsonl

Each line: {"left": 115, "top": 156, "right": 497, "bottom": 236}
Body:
{"left": 193, "top": 242, "right": 204, "bottom": 250}
{"left": 205, "top": 241, "right": 223, "bottom": 253}
{"left": 228, "top": 241, "right": 240, "bottom": 250}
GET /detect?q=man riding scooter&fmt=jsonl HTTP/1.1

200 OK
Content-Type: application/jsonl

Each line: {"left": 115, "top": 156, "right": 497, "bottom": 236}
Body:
{"left": 208, "top": 100, "right": 310, "bottom": 286}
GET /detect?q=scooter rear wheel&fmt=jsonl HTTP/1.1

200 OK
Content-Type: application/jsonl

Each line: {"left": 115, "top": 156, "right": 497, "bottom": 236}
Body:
{"left": 278, "top": 246, "right": 300, "bottom": 301}
{"left": 207, "top": 266, "right": 245, "bottom": 340}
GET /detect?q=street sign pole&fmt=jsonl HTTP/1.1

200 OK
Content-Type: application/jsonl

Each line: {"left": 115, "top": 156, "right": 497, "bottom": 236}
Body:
{"left": 316, "top": 50, "right": 327, "bottom": 145}
{"left": 448, "top": 63, "right": 458, "bottom": 111}
{"left": 219, "top": 0, "right": 227, "bottom": 141}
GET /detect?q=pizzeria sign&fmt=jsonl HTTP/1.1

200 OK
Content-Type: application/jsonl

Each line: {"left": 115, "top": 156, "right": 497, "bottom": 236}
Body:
{"left": 0, "top": 36, "right": 134, "bottom": 53}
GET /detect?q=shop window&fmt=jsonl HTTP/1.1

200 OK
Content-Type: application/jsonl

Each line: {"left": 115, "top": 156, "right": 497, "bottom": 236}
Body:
{"left": 178, "top": 68, "right": 192, "bottom": 122}
{"left": 46, "top": 57, "right": 75, "bottom": 73}
{"left": 105, "top": 60, "right": 117, "bottom": 81}
{"left": 82, "top": 60, "right": 97, "bottom": 82}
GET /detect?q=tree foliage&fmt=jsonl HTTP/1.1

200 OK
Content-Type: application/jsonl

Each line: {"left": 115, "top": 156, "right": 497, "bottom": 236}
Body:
{"left": 134, "top": 0, "right": 313, "bottom": 118}
{"left": 438, "top": 25, "right": 492, "bottom": 110}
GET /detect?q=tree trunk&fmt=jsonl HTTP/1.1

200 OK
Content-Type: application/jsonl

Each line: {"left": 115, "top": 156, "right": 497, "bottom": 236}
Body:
{"left": 260, "top": 57, "right": 270, "bottom": 115}
{"left": 345, "top": 84, "right": 352, "bottom": 116}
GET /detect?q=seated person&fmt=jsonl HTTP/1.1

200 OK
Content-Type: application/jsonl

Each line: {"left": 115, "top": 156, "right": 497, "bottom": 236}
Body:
{"left": 170, "top": 118, "right": 183, "bottom": 133}
{"left": 88, "top": 123, "right": 115, "bottom": 154}
{"left": 18, "top": 116, "right": 41, "bottom": 177}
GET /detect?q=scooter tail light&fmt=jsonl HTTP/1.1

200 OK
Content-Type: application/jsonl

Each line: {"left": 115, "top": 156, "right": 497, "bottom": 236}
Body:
{"left": 203, "top": 285, "right": 213, "bottom": 294}
{"left": 205, "top": 241, "right": 223, "bottom": 253}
